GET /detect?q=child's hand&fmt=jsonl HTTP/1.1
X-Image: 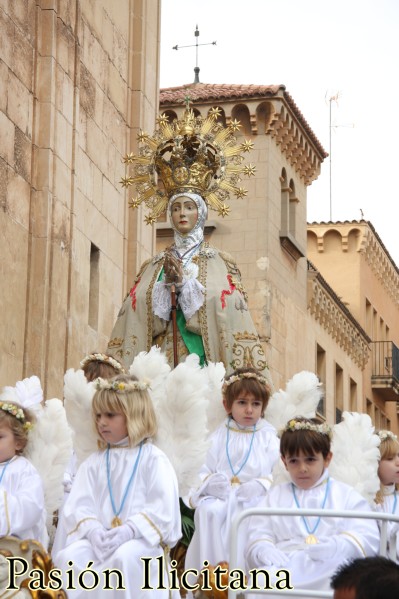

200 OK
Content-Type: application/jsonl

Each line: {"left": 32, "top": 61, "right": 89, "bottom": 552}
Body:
{"left": 87, "top": 526, "right": 108, "bottom": 562}
{"left": 102, "top": 523, "right": 136, "bottom": 558}
{"left": 202, "top": 473, "right": 230, "bottom": 500}
{"left": 306, "top": 537, "right": 338, "bottom": 561}
{"left": 253, "top": 543, "right": 289, "bottom": 567}
{"left": 236, "top": 480, "right": 265, "bottom": 502}
{"left": 307, "top": 535, "right": 361, "bottom": 562}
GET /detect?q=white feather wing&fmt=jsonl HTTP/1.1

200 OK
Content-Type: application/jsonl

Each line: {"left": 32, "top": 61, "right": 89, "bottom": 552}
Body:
{"left": 202, "top": 361, "right": 226, "bottom": 435}
{"left": 129, "top": 346, "right": 171, "bottom": 412}
{"left": 63, "top": 368, "right": 97, "bottom": 466}
{"left": 25, "top": 398, "right": 73, "bottom": 526}
{"left": 0, "top": 375, "right": 43, "bottom": 417}
{"left": 265, "top": 371, "right": 322, "bottom": 432}
{"left": 330, "top": 411, "right": 380, "bottom": 503}
{"left": 155, "top": 354, "right": 211, "bottom": 496}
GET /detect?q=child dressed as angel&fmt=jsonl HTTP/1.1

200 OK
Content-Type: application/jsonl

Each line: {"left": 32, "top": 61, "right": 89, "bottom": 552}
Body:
{"left": 0, "top": 375, "right": 73, "bottom": 550}
{"left": 184, "top": 367, "right": 280, "bottom": 571}
{"left": 53, "top": 374, "right": 181, "bottom": 599}
{"left": 244, "top": 416, "right": 380, "bottom": 594}
{"left": 0, "top": 383, "right": 47, "bottom": 546}
{"left": 374, "top": 430, "right": 399, "bottom": 561}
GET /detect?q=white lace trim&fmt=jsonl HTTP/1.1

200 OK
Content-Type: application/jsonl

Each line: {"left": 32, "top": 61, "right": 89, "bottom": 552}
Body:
{"left": 179, "top": 278, "right": 205, "bottom": 321}
{"left": 183, "top": 261, "right": 199, "bottom": 280}
{"left": 152, "top": 278, "right": 205, "bottom": 322}
{"left": 152, "top": 282, "right": 172, "bottom": 321}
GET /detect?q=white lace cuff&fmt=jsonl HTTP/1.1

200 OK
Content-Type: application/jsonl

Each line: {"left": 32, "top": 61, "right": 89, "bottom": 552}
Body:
{"left": 179, "top": 278, "right": 205, "bottom": 321}
{"left": 152, "top": 281, "right": 171, "bottom": 321}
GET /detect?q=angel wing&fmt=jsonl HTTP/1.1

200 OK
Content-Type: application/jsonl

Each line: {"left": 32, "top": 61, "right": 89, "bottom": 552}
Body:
{"left": 128, "top": 346, "right": 171, "bottom": 413}
{"left": 265, "top": 371, "right": 322, "bottom": 432}
{"left": 25, "top": 398, "right": 73, "bottom": 528}
{"left": 0, "top": 375, "right": 43, "bottom": 417}
{"left": 63, "top": 368, "right": 97, "bottom": 466}
{"left": 265, "top": 371, "right": 323, "bottom": 486}
{"left": 152, "top": 353, "right": 212, "bottom": 496}
{"left": 330, "top": 411, "right": 380, "bottom": 504}
{"left": 202, "top": 361, "right": 226, "bottom": 435}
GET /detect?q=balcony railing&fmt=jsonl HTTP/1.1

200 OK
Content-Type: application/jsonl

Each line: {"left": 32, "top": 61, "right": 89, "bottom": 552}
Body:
{"left": 371, "top": 341, "right": 399, "bottom": 399}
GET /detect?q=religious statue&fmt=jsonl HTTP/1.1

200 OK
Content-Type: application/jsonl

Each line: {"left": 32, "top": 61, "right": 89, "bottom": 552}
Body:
{"left": 107, "top": 103, "right": 271, "bottom": 383}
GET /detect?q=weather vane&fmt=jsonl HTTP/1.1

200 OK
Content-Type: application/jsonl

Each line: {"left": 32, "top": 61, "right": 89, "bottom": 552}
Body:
{"left": 173, "top": 25, "right": 216, "bottom": 84}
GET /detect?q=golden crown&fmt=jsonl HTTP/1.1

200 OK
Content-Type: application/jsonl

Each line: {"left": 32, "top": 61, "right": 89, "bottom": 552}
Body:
{"left": 120, "top": 101, "right": 256, "bottom": 224}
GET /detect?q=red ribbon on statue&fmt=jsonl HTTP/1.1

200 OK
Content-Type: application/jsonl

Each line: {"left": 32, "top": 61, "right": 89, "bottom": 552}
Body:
{"left": 129, "top": 278, "right": 141, "bottom": 311}
{"left": 220, "top": 274, "right": 236, "bottom": 309}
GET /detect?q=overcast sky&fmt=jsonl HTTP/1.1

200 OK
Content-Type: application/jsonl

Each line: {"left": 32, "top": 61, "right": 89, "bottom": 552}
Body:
{"left": 160, "top": 0, "right": 399, "bottom": 265}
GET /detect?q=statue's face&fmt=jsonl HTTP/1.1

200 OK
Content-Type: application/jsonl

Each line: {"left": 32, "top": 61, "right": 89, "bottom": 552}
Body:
{"left": 170, "top": 197, "right": 198, "bottom": 234}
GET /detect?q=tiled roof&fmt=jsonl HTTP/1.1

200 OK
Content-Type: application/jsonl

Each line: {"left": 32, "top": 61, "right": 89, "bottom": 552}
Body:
{"left": 160, "top": 82, "right": 327, "bottom": 158}
{"left": 160, "top": 82, "right": 284, "bottom": 103}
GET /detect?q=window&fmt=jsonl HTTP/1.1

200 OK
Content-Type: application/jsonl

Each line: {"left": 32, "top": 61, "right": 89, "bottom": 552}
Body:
{"left": 316, "top": 344, "right": 326, "bottom": 416}
{"left": 349, "top": 378, "right": 357, "bottom": 411}
{"left": 88, "top": 243, "right": 100, "bottom": 330}
{"left": 279, "top": 169, "right": 304, "bottom": 260}
{"left": 365, "top": 299, "right": 372, "bottom": 338}
{"left": 288, "top": 179, "right": 298, "bottom": 237}
{"left": 335, "top": 363, "right": 343, "bottom": 423}
{"left": 366, "top": 399, "right": 374, "bottom": 423}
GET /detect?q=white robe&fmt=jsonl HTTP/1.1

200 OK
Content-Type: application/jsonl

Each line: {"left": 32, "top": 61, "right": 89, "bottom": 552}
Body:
{"left": 184, "top": 417, "right": 279, "bottom": 570}
{"left": 244, "top": 471, "right": 380, "bottom": 596}
{"left": 53, "top": 442, "right": 181, "bottom": 598}
{"left": 0, "top": 455, "right": 47, "bottom": 547}
{"left": 375, "top": 484, "right": 399, "bottom": 561}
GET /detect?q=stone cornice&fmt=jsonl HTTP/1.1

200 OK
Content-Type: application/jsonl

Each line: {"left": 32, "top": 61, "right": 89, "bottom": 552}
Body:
{"left": 307, "top": 263, "right": 371, "bottom": 369}
{"left": 361, "top": 227, "right": 399, "bottom": 305}
{"left": 307, "top": 220, "right": 399, "bottom": 305}
{"left": 266, "top": 96, "right": 323, "bottom": 185}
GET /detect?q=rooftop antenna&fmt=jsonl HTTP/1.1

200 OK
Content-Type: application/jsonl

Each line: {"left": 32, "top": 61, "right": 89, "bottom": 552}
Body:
{"left": 328, "top": 92, "right": 340, "bottom": 221}
{"left": 173, "top": 25, "right": 216, "bottom": 84}
{"left": 326, "top": 91, "right": 354, "bottom": 221}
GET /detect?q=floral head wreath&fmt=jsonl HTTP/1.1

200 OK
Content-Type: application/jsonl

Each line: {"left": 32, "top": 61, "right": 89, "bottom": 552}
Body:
{"left": 378, "top": 430, "right": 398, "bottom": 443}
{"left": 0, "top": 401, "right": 32, "bottom": 432}
{"left": 283, "top": 419, "right": 332, "bottom": 439}
{"left": 80, "top": 353, "right": 125, "bottom": 373}
{"left": 222, "top": 371, "right": 271, "bottom": 394}
{"left": 95, "top": 378, "right": 151, "bottom": 392}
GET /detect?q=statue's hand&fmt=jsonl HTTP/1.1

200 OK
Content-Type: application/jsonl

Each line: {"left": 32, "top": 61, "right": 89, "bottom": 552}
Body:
{"left": 163, "top": 250, "right": 183, "bottom": 285}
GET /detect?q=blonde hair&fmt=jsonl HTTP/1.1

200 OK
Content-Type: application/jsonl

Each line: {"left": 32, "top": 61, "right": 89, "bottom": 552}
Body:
{"left": 92, "top": 374, "right": 157, "bottom": 447}
{"left": 375, "top": 431, "right": 399, "bottom": 504}
{"left": 0, "top": 405, "right": 35, "bottom": 454}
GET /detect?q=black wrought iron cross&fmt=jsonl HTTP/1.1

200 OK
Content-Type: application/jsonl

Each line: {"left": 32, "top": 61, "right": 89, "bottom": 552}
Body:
{"left": 173, "top": 25, "right": 216, "bottom": 83}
